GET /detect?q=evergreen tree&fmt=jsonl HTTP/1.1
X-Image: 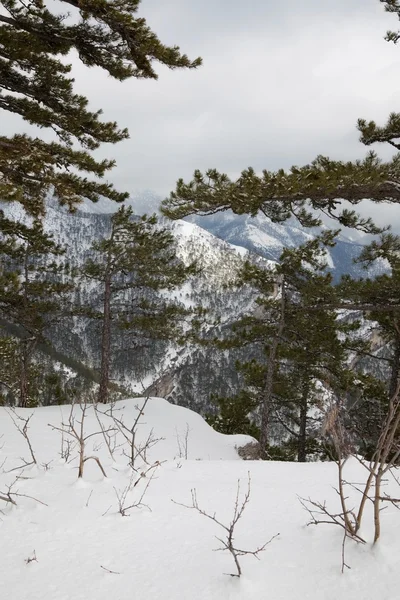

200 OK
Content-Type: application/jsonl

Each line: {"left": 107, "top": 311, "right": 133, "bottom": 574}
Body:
{"left": 161, "top": 1, "right": 400, "bottom": 238}
{"left": 213, "top": 233, "right": 360, "bottom": 460}
{"left": 162, "top": 156, "right": 386, "bottom": 233}
{"left": 0, "top": 0, "right": 201, "bottom": 219}
{"left": 206, "top": 390, "right": 259, "bottom": 439}
{"left": 0, "top": 336, "right": 19, "bottom": 404}
{"left": 81, "top": 206, "right": 197, "bottom": 403}
{"left": 0, "top": 214, "right": 72, "bottom": 406}
{"left": 336, "top": 233, "right": 400, "bottom": 452}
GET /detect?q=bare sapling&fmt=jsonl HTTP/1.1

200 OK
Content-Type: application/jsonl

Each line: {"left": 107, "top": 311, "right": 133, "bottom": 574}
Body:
{"left": 300, "top": 400, "right": 368, "bottom": 572}
{"left": 323, "top": 402, "right": 360, "bottom": 536}
{"left": 6, "top": 409, "right": 37, "bottom": 471}
{"left": 300, "top": 385, "right": 400, "bottom": 571}
{"left": 113, "top": 461, "right": 161, "bottom": 516}
{"left": 175, "top": 423, "right": 191, "bottom": 460}
{"left": 94, "top": 400, "right": 121, "bottom": 460}
{"left": 355, "top": 382, "right": 400, "bottom": 543}
{"left": 49, "top": 399, "right": 112, "bottom": 478}
{"left": 98, "top": 396, "right": 163, "bottom": 470}
{"left": 173, "top": 473, "right": 279, "bottom": 577}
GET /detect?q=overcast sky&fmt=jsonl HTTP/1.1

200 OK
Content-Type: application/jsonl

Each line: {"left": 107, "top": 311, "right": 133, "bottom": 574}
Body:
{"left": 7, "top": 0, "right": 400, "bottom": 228}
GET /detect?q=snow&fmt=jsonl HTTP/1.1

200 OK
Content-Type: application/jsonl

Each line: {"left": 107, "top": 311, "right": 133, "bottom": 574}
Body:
{"left": 229, "top": 243, "right": 249, "bottom": 257}
{"left": 1, "top": 398, "right": 400, "bottom": 600}
{"left": 247, "top": 224, "right": 283, "bottom": 249}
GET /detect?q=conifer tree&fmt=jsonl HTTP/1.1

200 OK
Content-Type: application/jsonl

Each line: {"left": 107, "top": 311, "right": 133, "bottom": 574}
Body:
{"left": 336, "top": 233, "right": 400, "bottom": 451}
{"left": 81, "top": 206, "right": 197, "bottom": 403}
{"left": 161, "top": 1, "right": 400, "bottom": 238}
{"left": 0, "top": 0, "right": 201, "bottom": 404}
{"left": 0, "top": 336, "right": 19, "bottom": 404}
{"left": 0, "top": 214, "right": 72, "bottom": 406}
{"left": 0, "top": 0, "right": 201, "bottom": 219}
{"left": 213, "top": 233, "right": 359, "bottom": 460}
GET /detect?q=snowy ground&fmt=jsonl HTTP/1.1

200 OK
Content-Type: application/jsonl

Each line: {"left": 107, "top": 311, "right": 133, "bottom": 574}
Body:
{"left": 0, "top": 398, "right": 399, "bottom": 600}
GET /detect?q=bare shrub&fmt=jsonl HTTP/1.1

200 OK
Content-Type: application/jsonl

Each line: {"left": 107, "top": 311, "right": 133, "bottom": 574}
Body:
{"left": 98, "top": 396, "right": 163, "bottom": 469}
{"left": 114, "top": 462, "right": 161, "bottom": 516}
{"left": 175, "top": 423, "right": 191, "bottom": 459}
{"left": 6, "top": 409, "right": 37, "bottom": 470}
{"left": 173, "top": 473, "right": 279, "bottom": 577}
{"left": 49, "top": 399, "right": 112, "bottom": 478}
{"left": 94, "top": 401, "right": 122, "bottom": 460}
{"left": 300, "top": 385, "right": 400, "bottom": 570}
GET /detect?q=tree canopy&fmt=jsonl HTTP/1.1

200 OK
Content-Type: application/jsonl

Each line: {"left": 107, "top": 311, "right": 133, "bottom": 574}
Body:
{"left": 161, "top": 1, "right": 400, "bottom": 233}
{"left": 0, "top": 0, "right": 201, "bottom": 216}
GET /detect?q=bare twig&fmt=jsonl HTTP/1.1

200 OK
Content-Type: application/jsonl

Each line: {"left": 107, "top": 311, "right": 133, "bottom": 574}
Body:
{"left": 99, "top": 396, "right": 163, "bottom": 469}
{"left": 86, "top": 490, "right": 94, "bottom": 508}
{"left": 299, "top": 495, "right": 365, "bottom": 573}
{"left": 25, "top": 550, "right": 38, "bottom": 565}
{"left": 113, "top": 462, "right": 161, "bottom": 516}
{"left": 100, "top": 565, "right": 120, "bottom": 575}
{"left": 48, "top": 399, "right": 108, "bottom": 479}
{"left": 0, "top": 476, "right": 48, "bottom": 507}
{"left": 173, "top": 473, "right": 279, "bottom": 577}
{"left": 7, "top": 409, "right": 37, "bottom": 468}
{"left": 175, "top": 423, "right": 191, "bottom": 460}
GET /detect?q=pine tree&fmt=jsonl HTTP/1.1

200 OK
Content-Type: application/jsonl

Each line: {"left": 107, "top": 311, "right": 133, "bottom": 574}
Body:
{"left": 206, "top": 390, "right": 260, "bottom": 439}
{"left": 161, "top": 157, "right": 386, "bottom": 233}
{"left": 0, "top": 214, "right": 73, "bottom": 406}
{"left": 161, "top": 1, "right": 400, "bottom": 237}
{"left": 0, "top": 336, "right": 19, "bottom": 404}
{"left": 81, "top": 206, "right": 197, "bottom": 403}
{"left": 0, "top": 0, "right": 201, "bottom": 219}
{"left": 213, "top": 232, "right": 360, "bottom": 460}
{"left": 336, "top": 233, "right": 400, "bottom": 452}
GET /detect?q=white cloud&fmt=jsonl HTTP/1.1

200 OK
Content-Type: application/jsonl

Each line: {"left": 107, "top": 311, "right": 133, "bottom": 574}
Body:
{"left": 3, "top": 0, "right": 400, "bottom": 227}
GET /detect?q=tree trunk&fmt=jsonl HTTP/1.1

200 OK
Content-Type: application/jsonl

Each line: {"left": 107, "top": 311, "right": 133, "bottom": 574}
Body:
{"left": 297, "top": 381, "right": 309, "bottom": 462}
{"left": 19, "top": 341, "right": 30, "bottom": 408}
{"left": 18, "top": 337, "right": 36, "bottom": 408}
{"left": 259, "top": 280, "right": 285, "bottom": 459}
{"left": 98, "top": 273, "right": 112, "bottom": 404}
{"left": 18, "top": 245, "right": 31, "bottom": 408}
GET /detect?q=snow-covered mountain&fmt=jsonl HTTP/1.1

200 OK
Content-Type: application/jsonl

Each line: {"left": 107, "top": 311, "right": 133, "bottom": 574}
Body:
{"left": 186, "top": 211, "right": 388, "bottom": 281}
{"left": 1, "top": 199, "right": 265, "bottom": 412}
{"left": 77, "top": 191, "right": 388, "bottom": 281}
{"left": 0, "top": 195, "right": 388, "bottom": 414}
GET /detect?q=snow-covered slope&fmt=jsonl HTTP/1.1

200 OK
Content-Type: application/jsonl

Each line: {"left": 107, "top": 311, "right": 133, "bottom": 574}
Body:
{"left": 0, "top": 198, "right": 387, "bottom": 413}
{"left": 187, "top": 211, "right": 388, "bottom": 280}
{"left": 0, "top": 399, "right": 399, "bottom": 600}
{"left": 1, "top": 200, "right": 264, "bottom": 412}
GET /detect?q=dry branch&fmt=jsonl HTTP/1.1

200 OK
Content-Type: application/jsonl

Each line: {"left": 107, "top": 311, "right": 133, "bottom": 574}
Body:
{"left": 48, "top": 400, "right": 110, "bottom": 478}
{"left": 6, "top": 409, "right": 37, "bottom": 469}
{"left": 113, "top": 462, "right": 161, "bottom": 516}
{"left": 173, "top": 473, "right": 279, "bottom": 577}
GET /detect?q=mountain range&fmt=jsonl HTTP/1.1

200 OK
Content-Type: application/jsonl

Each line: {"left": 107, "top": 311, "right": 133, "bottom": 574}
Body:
{"left": 0, "top": 193, "right": 388, "bottom": 415}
